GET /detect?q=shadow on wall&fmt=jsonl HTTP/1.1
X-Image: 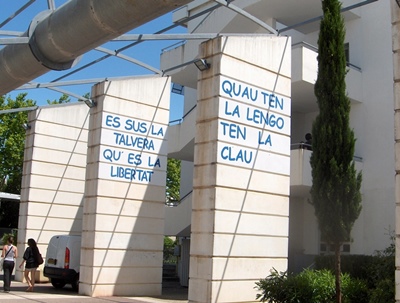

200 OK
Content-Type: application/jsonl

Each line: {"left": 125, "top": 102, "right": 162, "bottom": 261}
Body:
{"left": 18, "top": 103, "right": 91, "bottom": 282}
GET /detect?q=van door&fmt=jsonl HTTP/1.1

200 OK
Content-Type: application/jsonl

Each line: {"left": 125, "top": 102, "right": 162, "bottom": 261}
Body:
{"left": 46, "top": 235, "right": 68, "bottom": 268}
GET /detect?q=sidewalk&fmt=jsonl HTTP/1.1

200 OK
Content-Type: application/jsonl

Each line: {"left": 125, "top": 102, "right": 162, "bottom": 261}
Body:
{"left": 0, "top": 279, "right": 188, "bottom": 303}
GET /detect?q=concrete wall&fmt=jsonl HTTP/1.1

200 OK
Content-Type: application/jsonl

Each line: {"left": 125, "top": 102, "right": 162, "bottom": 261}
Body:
{"left": 166, "top": 0, "right": 395, "bottom": 262}
{"left": 18, "top": 103, "right": 89, "bottom": 281}
{"left": 79, "top": 76, "right": 170, "bottom": 297}
{"left": 349, "top": 0, "right": 395, "bottom": 255}
{"left": 189, "top": 35, "right": 291, "bottom": 303}
{"left": 391, "top": 0, "right": 400, "bottom": 301}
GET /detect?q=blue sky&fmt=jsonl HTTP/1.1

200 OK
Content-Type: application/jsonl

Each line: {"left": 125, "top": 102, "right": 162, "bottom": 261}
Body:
{"left": 1, "top": 1, "right": 185, "bottom": 121}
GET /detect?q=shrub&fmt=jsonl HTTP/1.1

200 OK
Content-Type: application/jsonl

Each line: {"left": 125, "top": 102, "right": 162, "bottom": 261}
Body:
{"left": 315, "top": 254, "right": 374, "bottom": 280}
{"left": 341, "top": 274, "right": 369, "bottom": 303}
{"left": 315, "top": 254, "right": 394, "bottom": 293}
{"left": 299, "top": 269, "right": 335, "bottom": 302}
{"left": 366, "top": 236, "right": 395, "bottom": 291}
{"left": 369, "top": 278, "right": 395, "bottom": 303}
{"left": 255, "top": 269, "right": 313, "bottom": 303}
{"left": 315, "top": 232, "right": 395, "bottom": 302}
{"left": 255, "top": 268, "right": 368, "bottom": 303}
{"left": 163, "top": 236, "right": 177, "bottom": 263}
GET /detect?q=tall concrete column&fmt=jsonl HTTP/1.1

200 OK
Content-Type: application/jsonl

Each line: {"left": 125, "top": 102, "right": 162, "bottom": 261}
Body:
{"left": 19, "top": 103, "right": 89, "bottom": 282}
{"left": 392, "top": 1, "right": 400, "bottom": 302}
{"left": 80, "top": 76, "right": 170, "bottom": 297}
{"left": 189, "top": 35, "right": 291, "bottom": 303}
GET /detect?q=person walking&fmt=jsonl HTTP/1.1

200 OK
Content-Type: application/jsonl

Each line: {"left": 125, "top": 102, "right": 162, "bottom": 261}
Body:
{"left": 2, "top": 235, "right": 18, "bottom": 293}
{"left": 19, "top": 238, "right": 39, "bottom": 292}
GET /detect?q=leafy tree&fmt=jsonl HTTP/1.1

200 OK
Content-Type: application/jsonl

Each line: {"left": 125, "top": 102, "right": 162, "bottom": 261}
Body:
{"left": 47, "top": 92, "right": 93, "bottom": 105}
{"left": 166, "top": 158, "right": 181, "bottom": 204}
{"left": 163, "top": 236, "right": 176, "bottom": 261}
{"left": 1, "top": 230, "right": 18, "bottom": 245}
{"left": 0, "top": 93, "right": 35, "bottom": 228}
{"left": 310, "top": 1, "right": 362, "bottom": 302}
{"left": 0, "top": 93, "right": 36, "bottom": 193}
{"left": 81, "top": 92, "right": 90, "bottom": 99}
{"left": 47, "top": 93, "right": 71, "bottom": 105}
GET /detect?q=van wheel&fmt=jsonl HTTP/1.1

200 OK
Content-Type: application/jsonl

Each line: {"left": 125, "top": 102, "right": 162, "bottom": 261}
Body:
{"left": 51, "top": 279, "right": 66, "bottom": 289}
{"left": 71, "top": 274, "right": 79, "bottom": 292}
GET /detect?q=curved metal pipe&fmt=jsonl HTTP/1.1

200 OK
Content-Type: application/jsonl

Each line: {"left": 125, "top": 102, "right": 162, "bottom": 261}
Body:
{"left": 0, "top": 0, "right": 190, "bottom": 96}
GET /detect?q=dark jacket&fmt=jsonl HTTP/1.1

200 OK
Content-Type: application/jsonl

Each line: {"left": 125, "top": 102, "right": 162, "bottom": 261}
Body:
{"left": 23, "top": 247, "right": 38, "bottom": 269}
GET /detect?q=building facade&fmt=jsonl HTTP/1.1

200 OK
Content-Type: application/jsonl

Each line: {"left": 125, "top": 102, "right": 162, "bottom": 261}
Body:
{"left": 163, "top": 0, "right": 395, "bottom": 279}
{"left": 15, "top": 0, "right": 397, "bottom": 302}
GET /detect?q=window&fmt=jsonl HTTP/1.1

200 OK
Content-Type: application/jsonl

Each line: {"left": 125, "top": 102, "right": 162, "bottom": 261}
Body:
{"left": 344, "top": 43, "right": 350, "bottom": 64}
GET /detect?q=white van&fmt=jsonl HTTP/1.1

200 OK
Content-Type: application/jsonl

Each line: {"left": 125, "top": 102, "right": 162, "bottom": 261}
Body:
{"left": 43, "top": 235, "right": 81, "bottom": 291}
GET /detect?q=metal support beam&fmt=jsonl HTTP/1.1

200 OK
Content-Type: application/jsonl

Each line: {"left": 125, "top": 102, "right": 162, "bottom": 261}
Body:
{"left": 0, "top": 37, "right": 29, "bottom": 45}
{"left": 0, "top": 0, "right": 36, "bottom": 28}
{"left": 213, "top": 0, "right": 278, "bottom": 35}
{"left": 45, "top": 2, "right": 226, "bottom": 85}
{"left": 112, "top": 33, "right": 220, "bottom": 41}
{"left": 44, "top": 86, "right": 91, "bottom": 102}
{"left": 0, "top": 106, "right": 38, "bottom": 115}
{"left": 278, "top": 0, "right": 378, "bottom": 34}
{"left": 47, "top": 0, "right": 56, "bottom": 10}
{"left": 17, "top": 75, "right": 154, "bottom": 90}
{"left": 0, "top": 0, "right": 191, "bottom": 96}
{"left": 0, "top": 30, "right": 24, "bottom": 36}
{"left": 95, "top": 47, "right": 162, "bottom": 74}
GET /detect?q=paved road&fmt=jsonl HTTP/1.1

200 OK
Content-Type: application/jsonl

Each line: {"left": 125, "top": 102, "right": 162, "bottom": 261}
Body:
{"left": 0, "top": 280, "right": 188, "bottom": 303}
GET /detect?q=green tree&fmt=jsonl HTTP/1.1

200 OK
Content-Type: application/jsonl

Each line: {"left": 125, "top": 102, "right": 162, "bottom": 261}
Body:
{"left": 47, "top": 92, "right": 92, "bottom": 105}
{"left": 166, "top": 158, "right": 181, "bottom": 204}
{"left": 81, "top": 92, "right": 90, "bottom": 99}
{"left": 310, "top": 1, "right": 362, "bottom": 302}
{"left": 0, "top": 93, "right": 35, "bottom": 228}
{"left": 0, "top": 93, "right": 36, "bottom": 193}
{"left": 163, "top": 236, "right": 176, "bottom": 261}
{"left": 47, "top": 93, "right": 71, "bottom": 105}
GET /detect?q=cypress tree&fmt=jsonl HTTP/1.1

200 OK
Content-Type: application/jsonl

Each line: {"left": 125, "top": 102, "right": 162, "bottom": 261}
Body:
{"left": 310, "top": 1, "right": 362, "bottom": 302}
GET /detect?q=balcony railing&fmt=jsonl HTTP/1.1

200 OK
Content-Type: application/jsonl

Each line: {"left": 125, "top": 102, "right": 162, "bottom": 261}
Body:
{"left": 290, "top": 143, "right": 363, "bottom": 197}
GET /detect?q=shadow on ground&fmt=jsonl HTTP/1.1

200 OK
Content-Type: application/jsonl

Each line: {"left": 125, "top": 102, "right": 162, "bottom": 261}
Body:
{"left": 0, "top": 274, "right": 188, "bottom": 300}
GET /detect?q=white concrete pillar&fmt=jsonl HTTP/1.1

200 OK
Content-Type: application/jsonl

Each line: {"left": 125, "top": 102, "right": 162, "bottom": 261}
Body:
{"left": 392, "top": 1, "right": 400, "bottom": 301}
{"left": 189, "top": 35, "right": 291, "bottom": 303}
{"left": 79, "top": 76, "right": 171, "bottom": 296}
{"left": 19, "top": 103, "right": 89, "bottom": 282}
